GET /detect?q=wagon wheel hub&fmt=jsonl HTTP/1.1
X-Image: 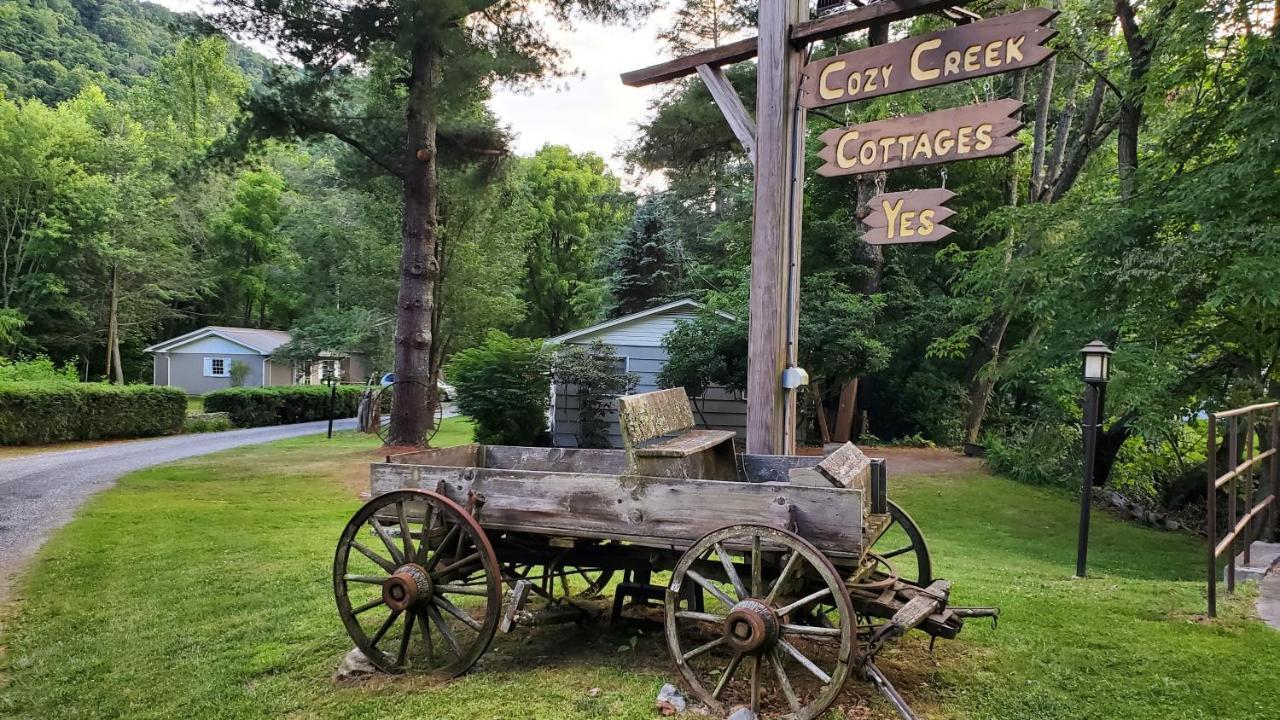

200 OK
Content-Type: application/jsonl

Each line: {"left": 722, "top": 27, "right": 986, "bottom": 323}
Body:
{"left": 723, "top": 599, "right": 780, "bottom": 655}
{"left": 383, "top": 563, "right": 432, "bottom": 612}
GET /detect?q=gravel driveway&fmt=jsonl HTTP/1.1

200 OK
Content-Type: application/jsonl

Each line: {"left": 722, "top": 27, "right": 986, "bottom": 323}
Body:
{"left": 0, "top": 418, "right": 361, "bottom": 602}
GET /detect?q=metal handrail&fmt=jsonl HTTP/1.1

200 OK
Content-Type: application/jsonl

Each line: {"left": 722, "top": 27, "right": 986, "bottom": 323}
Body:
{"left": 1212, "top": 401, "right": 1279, "bottom": 419}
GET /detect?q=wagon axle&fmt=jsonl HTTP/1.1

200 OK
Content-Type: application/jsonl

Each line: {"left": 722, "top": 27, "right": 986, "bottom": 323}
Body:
{"left": 382, "top": 564, "right": 432, "bottom": 612}
{"left": 723, "top": 599, "right": 781, "bottom": 654}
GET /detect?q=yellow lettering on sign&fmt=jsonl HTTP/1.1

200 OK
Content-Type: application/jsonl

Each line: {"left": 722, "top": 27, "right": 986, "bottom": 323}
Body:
{"left": 957, "top": 125, "right": 973, "bottom": 154}
{"left": 919, "top": 209, "right": 936, "bottom": 236}
{"left": 819, "top": 60, "right": 847, "bottom": 101}
{"left": 910, "top": 38, "right": 941, "bottom": 81}
{"left": 878, "top": 136, "right": 897, "bottom": 162}
{"left": 975, "top": 123, "right": 993, "bottom": 151}
{"left": 859, "top": 139, "right": 878, "bottom": 165}
{"left": 1006, "top": 35, "right": 1025, "bottom": 63}
{"left": 896, "top": 134, "right": 914, "bottom": 159}
{"left": 848, "top": 69, "right": 863, "bottom": 96}
{"left": 984, "top": 40, "right": 1002, "bottom": 68}
{"left": 911, "top": 132, "right": 933, "bottom": 160}
{"left": 900, "top": 210, "right": 917, "bottom": 237}
{"left": 882, "top": 198, "right": 904, "bottom": 240}
{"left": 865, "top": 66, "right": 879, "bottom": 92}
{"left": 935, "top": 129, "right": 955, "bottom": 155}
{"left": 881, "top": 64, "right": 894, "bottom": 88}
{"left": 943, "top": 51, "right": 961, "bottom": 76}
{"left": 836, "top": 130, "right": 859, "bottom": 168}
{"left": 963, "top": 45, "right": 980, "bottom": 71}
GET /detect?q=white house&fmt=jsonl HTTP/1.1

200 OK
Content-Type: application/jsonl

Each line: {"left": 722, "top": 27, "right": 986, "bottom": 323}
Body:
{"left": 546, "top": 299, "right": 747, "bottom": 448}
{"left": 145, "top": 326, "right": 370, "bottom": 395}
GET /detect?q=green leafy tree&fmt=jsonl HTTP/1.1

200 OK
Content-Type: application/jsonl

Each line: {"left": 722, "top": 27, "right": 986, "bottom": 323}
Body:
{"left": 517, "top": 144, "right": 629, "bottom": 337}
{"left": 210, "top": 0, "right": 650, "bottom": 446}
{"left": 207, "top": 167, "right": 292, "bottom": 326}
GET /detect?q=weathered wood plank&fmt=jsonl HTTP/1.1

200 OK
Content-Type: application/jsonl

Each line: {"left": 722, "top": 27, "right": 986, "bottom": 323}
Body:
{"left": 889, "top": 580, "right": 951, "bottom": 632}
{"left": 634, "top": 429, "right": 737, "bottom": 458}
{"left": 371, "top": 463, "right": 864, "bottom": 558}
{"left": 388, "top": 443, "right": 481, "bottom": 467}
{"left": 696, "top": 64, "right": 756, "bottom": 162}
{"left": 482, "top": 446, "right": 630, "bottom": 474}
{"left": 741, "top": 454, "right": 822, "bottom": 483}
{"left": 816, "top": 442, "right": 871, "bottom": 489}
{"left": 619, "top": 0, "right": 969, "bottom": 87}
{"left": 618, "top": 388, "right": 696, "bottom": 448}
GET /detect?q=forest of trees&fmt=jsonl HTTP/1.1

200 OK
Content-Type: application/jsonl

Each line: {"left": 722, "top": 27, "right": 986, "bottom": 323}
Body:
{"left": 3, "top": 0, "right": 1278, "bottom": 511}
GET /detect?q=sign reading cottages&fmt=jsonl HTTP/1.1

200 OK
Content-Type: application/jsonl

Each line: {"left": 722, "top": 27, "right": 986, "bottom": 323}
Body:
{"left": 799, "top": 9, "right": 1057, "bottom": 108}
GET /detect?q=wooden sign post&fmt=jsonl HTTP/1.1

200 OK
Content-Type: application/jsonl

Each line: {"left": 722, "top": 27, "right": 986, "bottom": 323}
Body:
{"left": 622, "top": 1, "right": 1054, "bottom": 457}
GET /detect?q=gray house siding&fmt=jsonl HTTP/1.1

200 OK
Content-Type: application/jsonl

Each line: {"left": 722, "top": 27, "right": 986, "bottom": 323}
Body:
{"left": 550, "top": 305, "right": 747, "bottom": 449}
{"left": 166, "top": 352, "right": 266, "bottom": 395}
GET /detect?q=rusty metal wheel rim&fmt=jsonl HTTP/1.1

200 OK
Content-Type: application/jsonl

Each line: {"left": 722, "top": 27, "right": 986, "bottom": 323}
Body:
{"left": 372, "top": 380, "right": 443, "bottom": 445}
{"left": 868, "top": 500, "right": 932, "bottom": 587}
{"left": 333, "top": 489, "right": 501, "bottom": 676}
{"left": 664, "top": 524, "right": 856, "bottom": 720}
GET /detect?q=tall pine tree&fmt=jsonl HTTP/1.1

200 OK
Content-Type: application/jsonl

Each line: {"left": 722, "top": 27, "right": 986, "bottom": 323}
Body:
{"left": 608, "top": 196, "right": 678, "bottom": 317}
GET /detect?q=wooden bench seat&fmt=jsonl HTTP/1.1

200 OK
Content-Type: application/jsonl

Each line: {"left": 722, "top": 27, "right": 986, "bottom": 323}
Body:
{"left": 634, "top": 428, "right": 738, "bottom": 458}
{"left": 618, "top": 388, "right": 739, "bottom": 481}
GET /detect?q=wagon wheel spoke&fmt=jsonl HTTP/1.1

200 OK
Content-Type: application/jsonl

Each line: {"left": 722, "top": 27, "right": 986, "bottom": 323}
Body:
{"left": 714, "top": 542, "right": 748, "bottom": 601}
{"left": 397, "top": 502, "right": 416, "bottom": 562}
{"left": 396, "top": 610, "right": 416, "bottom": 667}
{"left": 751, "top": 534, "right": 763, "bottom": 598}
{"left": 769, "top": 648, "right": 802, "bottom": 714}
{"left": 435, "top": 551, "right": 480, "bottom": 578}
{"left": 351, "top": 597, "right": 386, "bottom": 615}
{"left": 685, "top": 569, "right": 735, "bottom": 608}
{"left": 369, "top": 609, "right": 401, "bottom": 648}
{"left": 416, "top": 608, "right": 435, "bottom": 668}
{"left": 879, "top": 544, "right": 915, "bottom": 560}
{"left": 765, "top": 549, "right": 802, "bottom": 604}
{"left": 433, "top": 595, "right": 484, "bottom": 632}
{"left": 416, "top": 505, "right": 437, "bottom": 565}
{"left": 675, "top": 609, "right": 727, "bottom": 624}
{"left": 750, "top": 655, "right": 762, "bottom": 715}
{"left": 680, "top": 635, "right": 727, "bottom": 662}
{"left": 427, "top": 603, "right": 463, "bottom": 658}
{"left": 424, "top": 524, "right": 460, "bottom": 572}
{"left": 778, "top": 638, "right": 831, "bottom": 684}
{"left": 776, "top": 588, "right": 833, "bottom": 618}
{"left": 350, "top": 541, "right": 397, "bottom": 574}
{"left": 369, "top": 516, "right": 405, "bottom": 565}
{"left": 867, "top": 500, "right": 933, "bottom": 587}
{"left": 434, "top": 583, "right": 491, "bottom": 596}
{"left": 344, "top": 574, "right": 389, "bottom": 585}
{"left": 711, "top": 652, "right": 744, "bottom": 700}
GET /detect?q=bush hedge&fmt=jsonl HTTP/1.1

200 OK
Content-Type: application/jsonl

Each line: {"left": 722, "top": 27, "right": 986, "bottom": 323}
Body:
{"left": 202, "top": 385, "right": 362, "bottom": 427}
{"left": 0, "top": 382, "right": 187, "bottom": 445}
{"left": 446, "top": 330, "right": 551, "bottom": 446}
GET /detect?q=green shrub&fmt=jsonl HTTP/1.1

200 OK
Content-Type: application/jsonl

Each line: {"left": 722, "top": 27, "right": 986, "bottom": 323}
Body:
{"left": 184, "top": 412, "right": 234, "bottom": 433}
{"left": 0, "top": 355, "right": 79, "bottom": 383}
{"left": 0, "top": 382, "right": 186, "bottom": 445}
{"left": 202, "top": 385, "right": 362, "bottom": 427}
{"left": 550, "top": 341, "right": 638, "bottom": 449}
{"left": 229, "top": 360, "right": 251, "bottom": 387}
{"left": 984, "top": 423, "right": 1081, "bottom": 488}
{"left": 446, "top": 330, "right": 551, "bottom": 445}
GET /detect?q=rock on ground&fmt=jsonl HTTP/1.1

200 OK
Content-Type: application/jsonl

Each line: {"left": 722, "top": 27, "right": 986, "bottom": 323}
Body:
{"left": 334, "top": 647, "right": 380, "bottom": 681}
{"left": 656, "top": 683, "right": 687, "bottom": 715}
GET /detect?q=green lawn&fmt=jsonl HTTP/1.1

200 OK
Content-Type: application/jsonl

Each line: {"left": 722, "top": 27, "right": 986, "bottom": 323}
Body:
{"left": 1, "top": 423, "right": 1276, "bottom": 720}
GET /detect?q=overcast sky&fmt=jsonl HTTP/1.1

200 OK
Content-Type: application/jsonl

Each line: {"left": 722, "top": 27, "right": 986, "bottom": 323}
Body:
{"left": 150, "top": 1, "right": 674, "bottom": 182}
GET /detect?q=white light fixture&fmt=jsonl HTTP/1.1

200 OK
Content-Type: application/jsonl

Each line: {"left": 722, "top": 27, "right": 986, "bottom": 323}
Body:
{"left": 1080, "top": 340, "right": 1113, "bottom": 383}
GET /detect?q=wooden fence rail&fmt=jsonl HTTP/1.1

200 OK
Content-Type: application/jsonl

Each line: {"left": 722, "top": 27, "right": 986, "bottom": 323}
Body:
{"left": 1206, "top": 402, "right": 1279, "bottom": 617}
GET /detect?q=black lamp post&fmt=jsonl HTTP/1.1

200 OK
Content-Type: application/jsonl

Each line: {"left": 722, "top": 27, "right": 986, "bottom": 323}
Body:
{"left": 1075, "top": 340, "right": 1113, "bottom": 578}
{"left": 323, "top": 367, "right": 339, "bottom": 440}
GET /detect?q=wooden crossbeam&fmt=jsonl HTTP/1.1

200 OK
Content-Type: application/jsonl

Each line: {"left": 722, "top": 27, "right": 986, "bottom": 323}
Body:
{"left": 695, "top": 64, "right": 756, "bottom": 162}
{"left": 620, "top": 0, "right": 970, "bottom": 87}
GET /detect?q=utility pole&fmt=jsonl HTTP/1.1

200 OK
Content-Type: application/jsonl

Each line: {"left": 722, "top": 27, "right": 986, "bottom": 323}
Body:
{"left": 746, "top": 0, "right": 808, "bottom": 455}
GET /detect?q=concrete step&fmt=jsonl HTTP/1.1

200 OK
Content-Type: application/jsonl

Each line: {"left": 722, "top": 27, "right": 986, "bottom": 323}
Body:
{"left": 1233, "top": 541, "right": 1280, "bottom": 584}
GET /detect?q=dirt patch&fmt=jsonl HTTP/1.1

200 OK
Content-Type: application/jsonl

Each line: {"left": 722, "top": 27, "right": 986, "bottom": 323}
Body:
{"left": 863, "top": 447, "right": 987, "bottom": 477}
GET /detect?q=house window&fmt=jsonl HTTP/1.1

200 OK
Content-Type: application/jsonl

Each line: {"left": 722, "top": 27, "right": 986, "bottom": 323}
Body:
{"left": 204, "top": 357, "right": 231, "bottom": 378}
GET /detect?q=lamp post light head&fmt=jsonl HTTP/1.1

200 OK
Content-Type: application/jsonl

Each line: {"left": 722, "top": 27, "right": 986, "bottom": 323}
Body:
{"left": 1080, "top": 340, "right": 1113, "bottom": 384}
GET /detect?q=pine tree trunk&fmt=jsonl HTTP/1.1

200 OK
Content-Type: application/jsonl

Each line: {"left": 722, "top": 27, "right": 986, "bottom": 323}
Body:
{"left": 387, "top": 44, "right": 441, "bottom": 447}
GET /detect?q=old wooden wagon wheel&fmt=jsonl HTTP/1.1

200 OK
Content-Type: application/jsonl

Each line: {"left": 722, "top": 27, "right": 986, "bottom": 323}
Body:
{"left": 665, "top": 524, "right": 856, "bottom": 720}
{"left": 372, "top": 380, "right": 444, "bottom": 445}
{"left": 333, "top": 489, "right": 501, "bottom": 676}
{"left": 503, "top": 559, "right": 614, "bottom": 602}
{"left": 868, "top": 500, "right": 932, "bottom": 587}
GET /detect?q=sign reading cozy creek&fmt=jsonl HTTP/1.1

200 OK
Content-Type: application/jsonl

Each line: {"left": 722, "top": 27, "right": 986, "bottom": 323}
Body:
{"left": 816, "top": 98, "right": 1024, "bottom": 176}
{"left": 799, "top": 8, "right": 1058, "bottom": 109}
{"left": 863, "top": 188, "right": 957, "bottom": 245}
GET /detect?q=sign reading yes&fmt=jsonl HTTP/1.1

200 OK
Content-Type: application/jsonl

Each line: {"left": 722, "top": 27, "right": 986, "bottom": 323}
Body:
{"left": 863, "top": 189, "right": 956, "bottom": 245}
{"left": 799, "top": 8, "right": 1057, "bottom": 109}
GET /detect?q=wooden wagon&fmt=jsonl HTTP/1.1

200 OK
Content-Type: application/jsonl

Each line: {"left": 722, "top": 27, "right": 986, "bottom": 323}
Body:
{"left": 332, "top": 389, "right": 993, "bottom": 720}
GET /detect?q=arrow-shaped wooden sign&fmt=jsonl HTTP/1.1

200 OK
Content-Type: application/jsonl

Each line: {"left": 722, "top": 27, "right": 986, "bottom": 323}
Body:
{"left": 863, "top": 188, "right": 956, "bottom": 245}
{"left": 816, "top": 98, "right": 1024, "bottom": 177}
{"left": 800, "top": 8, "right": 1058, "bottom": 109}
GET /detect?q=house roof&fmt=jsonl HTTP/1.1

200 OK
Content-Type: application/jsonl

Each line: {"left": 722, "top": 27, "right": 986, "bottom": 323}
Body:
{"left": 545, "top": 298, "right": 735, "bottom": 345}
{"left": 144, "top": 326, "right": 293, "bottom": 355}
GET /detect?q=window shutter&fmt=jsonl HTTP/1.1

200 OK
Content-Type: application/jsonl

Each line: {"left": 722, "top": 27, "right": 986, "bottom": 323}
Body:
{"left": 203, "top": 357, "right": 213, "bottom": 377}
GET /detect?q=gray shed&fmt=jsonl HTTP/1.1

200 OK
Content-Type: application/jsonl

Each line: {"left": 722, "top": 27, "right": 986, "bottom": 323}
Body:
{"left": 547, "top": 299, "right": 747, "bottom": 448}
